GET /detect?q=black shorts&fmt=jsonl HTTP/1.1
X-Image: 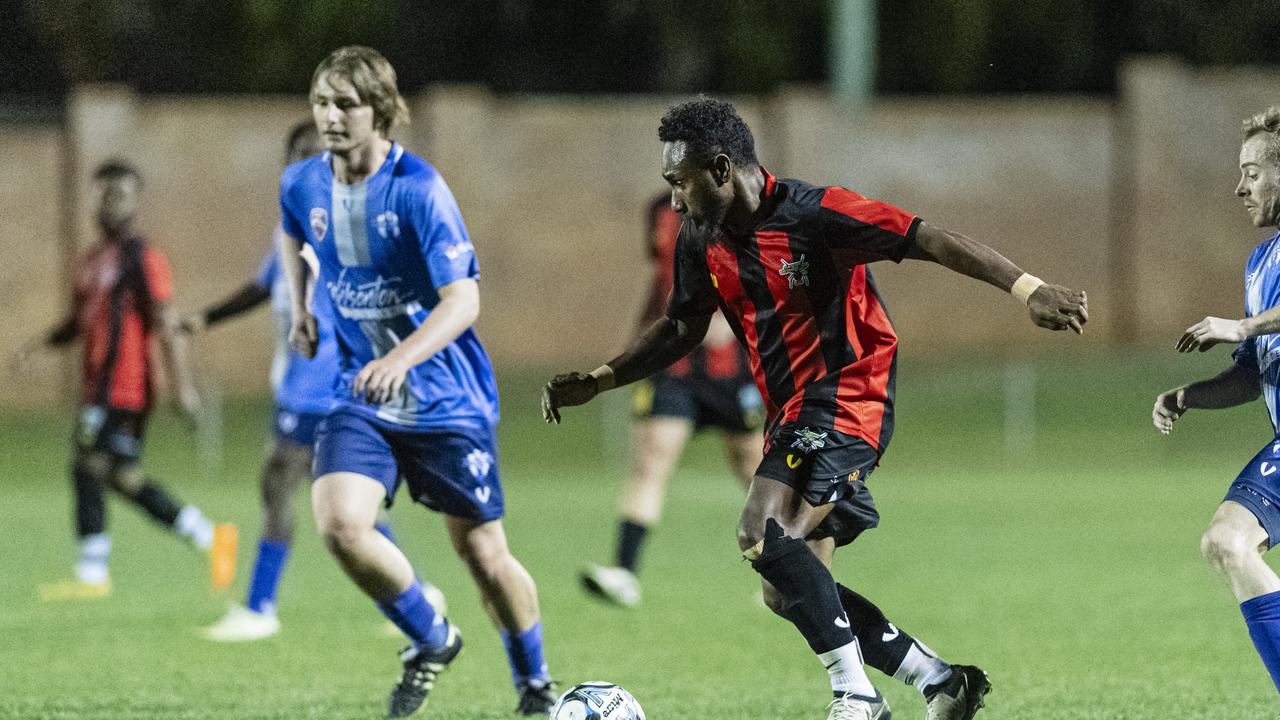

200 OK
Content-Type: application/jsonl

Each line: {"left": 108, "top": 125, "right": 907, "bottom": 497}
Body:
{"left": 756, "top": 422, "right": 882, "bottom": 548}
{"left": 74, "top": 405, "right": 147, "bottom": 463}
{"left": 633, "top": 372, "right": 764, "bottom": 434}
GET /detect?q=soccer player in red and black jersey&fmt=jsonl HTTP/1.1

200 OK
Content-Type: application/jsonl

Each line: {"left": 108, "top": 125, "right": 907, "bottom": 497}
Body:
{"left": 580, "top": 194, "right": 763, "bottom": 607}
{"left": 543, "top": 98, "right": 1088, "bottom": 720}
{"left": 16, "top": 160, "right": 235, "bottom": 600}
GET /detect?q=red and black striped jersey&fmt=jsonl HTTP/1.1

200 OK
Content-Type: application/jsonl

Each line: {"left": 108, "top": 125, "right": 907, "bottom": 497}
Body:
{"left": 667, "top": 168, "right": 919, "bottom": 451}
{"left": 72, "top": 237, "right": 172, "bottom": 412}
{"left": 643, "top": 194, "right": 750, "bottom": 382}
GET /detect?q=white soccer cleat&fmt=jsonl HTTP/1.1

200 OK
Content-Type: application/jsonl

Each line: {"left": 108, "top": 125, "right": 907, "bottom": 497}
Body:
{"left": 826, "top": 692, "right": 889, "bottom": 720}
{"left": 201, "top": 604, "right": 281, "bottom": 642}
{"left": 579, "top": 564, "right": 641, "bottom": 608}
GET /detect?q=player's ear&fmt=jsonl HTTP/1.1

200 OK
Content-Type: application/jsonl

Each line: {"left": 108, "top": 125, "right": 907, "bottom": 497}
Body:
{"left": 711, "top": 153, "right": 732, "bottom": 186}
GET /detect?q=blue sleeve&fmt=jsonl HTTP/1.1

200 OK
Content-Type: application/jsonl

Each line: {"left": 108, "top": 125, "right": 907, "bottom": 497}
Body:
{"left": 412, "top": 176, "right": 478, "bottom": 289}
{"left": 1235, "top": 337, "right": 1260, "bottom": 373}
{"left": 280, "top": 168, "right": 307, "bottom": 243}
{"left": 254, "top": 249, "right": 279, "bottom": 289}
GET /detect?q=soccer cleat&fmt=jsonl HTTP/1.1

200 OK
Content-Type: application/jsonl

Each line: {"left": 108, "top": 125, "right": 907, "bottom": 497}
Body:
{"left": 38, "top": 578, "right": 111, "bottom": 602}
{"left": 924, "top": 665, "right": 990, "bottom": 720}
{"left": 386, "top": 622, "right": 463, "bottom": 718}
{"left": 515, "top": 679, "right": 558, "bottom": 716}
{"left": 201, "top": 604, "right": 281, "bottom": 642}
{"left": 209, "top": 524, "right": 238, "bottom": 590}
{"left": 826, "top": 691, "right": 890, "bottom": 720}
{"left": 579, "top": 564, "right": 641, "bottom": 607}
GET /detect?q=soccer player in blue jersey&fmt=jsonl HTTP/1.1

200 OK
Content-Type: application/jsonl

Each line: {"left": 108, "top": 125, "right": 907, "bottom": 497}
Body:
{"left": 187, "top": 122, "right": 444, "bottom": 641}
{"left": 1158, "top": 106, "right": 1280, "bottom": 693}
{"left": 278, "top": 47, "right": 555, "bottom": 717}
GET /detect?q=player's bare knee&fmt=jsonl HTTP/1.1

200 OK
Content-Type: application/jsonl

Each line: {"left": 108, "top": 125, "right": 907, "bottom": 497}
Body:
{"left": 317, "top": 512, "right": 365, "bottom": 557}
{"left": 106, "top": 463, "right": 143, "bottom": 495}
{"left": 1201, "top": 523, "right": 1256, "bottom": 569}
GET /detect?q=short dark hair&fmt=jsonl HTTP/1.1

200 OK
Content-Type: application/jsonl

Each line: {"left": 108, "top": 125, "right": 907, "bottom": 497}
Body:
{"left": 92, "top": 158, "right": 142, "bottom": 185}
{"left": 285, "top": 120, "right": 318, "bottom": 159}
{"left": 658, "top": 96, "right": 757, "bottom": 167}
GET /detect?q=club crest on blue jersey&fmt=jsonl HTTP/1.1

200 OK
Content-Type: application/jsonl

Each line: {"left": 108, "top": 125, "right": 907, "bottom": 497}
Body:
{"left": 310, "top": 208, "right": 328, "bottom": 242}
{"left": 444, "top": 240, "right": 474, "bottom": 261}
{"left": 780, "top": 254, "right": 810, "bottom": 289}
{"left": 375, "top": 211, "right": 401, "bottom": 239}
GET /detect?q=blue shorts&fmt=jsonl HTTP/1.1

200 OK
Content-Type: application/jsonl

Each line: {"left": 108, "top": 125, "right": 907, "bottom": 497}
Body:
{"left": 313, "top": 409, "right": 504, "bottom": 522}
{"left": 1224, "top": 438, "right": 1280, "bottom": 549}
{"left": 274, "top": 406, "right": 326, "bottom": 448}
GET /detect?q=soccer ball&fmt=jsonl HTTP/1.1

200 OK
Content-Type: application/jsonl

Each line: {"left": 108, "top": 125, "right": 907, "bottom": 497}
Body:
{"left": 550, "top": 681, "right": 645, "bottom": 720}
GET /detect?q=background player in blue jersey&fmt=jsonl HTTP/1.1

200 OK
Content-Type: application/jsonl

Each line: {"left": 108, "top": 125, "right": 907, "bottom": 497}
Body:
{"left": 278, "top": 47, "right": 555, "bottom": 717}
{"left": 1157, "top": 106, "right": 1280, "bottom": 693}
{"left": 185, "top": 122, "right": 444, "bottom": 642}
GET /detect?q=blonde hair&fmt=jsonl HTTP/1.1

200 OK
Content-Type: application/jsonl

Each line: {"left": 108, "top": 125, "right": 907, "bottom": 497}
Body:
{"left": 1243, "top": 106, "right": 1280, "bottom": 165}
{"left": 311, "top": 46, "right": 410, "bottom": 135}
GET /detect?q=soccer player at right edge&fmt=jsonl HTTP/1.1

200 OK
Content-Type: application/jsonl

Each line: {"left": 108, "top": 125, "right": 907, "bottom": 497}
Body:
{"left": 543, "top": 98, "right": 1088, "bottom": 720}
{"left": 1156, "top": 106, "right": 1280, "bottom": 693}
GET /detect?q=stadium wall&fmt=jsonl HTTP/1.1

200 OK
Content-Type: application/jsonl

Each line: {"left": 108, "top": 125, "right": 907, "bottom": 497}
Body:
{"left": 0, "top": 59, "right": 1275, "bottom": 407}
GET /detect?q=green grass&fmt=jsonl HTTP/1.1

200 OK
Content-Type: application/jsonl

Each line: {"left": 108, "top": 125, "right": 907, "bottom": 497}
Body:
{"left": 2, "top": 350, "right": 1278, "bottom": 719}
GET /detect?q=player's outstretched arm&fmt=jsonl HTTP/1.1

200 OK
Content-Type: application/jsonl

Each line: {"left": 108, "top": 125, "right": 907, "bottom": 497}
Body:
{"left": 541, "top": 311, "right": 712, "bottom": 424}
{"left": 278, "top": 230, "right": 317, "bottom": 359}
{"left": 9, "top": 317, "right": 77, "bottom": 372}
{"left": 907, "top": 223, "right": 1089, "bottom": 334}
{"left": 155, "top": 300, "right": 203, "bottom": 425}
{"left": 1152, "top": 364, "right": 1260, "bottom": 434}
{"left": 181, "top": 281, "right": 270, "bottom": 335}
{"left": 1177, "top": 305, "right": 1280, "bottom": 353}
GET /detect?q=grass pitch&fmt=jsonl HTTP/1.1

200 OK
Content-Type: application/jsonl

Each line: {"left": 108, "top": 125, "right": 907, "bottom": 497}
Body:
{"left": 1, "top": 350, "right": 1277, "bottom": 719}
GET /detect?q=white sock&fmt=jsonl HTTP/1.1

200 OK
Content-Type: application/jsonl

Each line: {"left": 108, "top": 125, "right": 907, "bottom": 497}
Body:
{"left": 892, "top": 640, "right": 953, "bottom": 695}
{"left": 76, "top": 533, "right": 111, "bottom": 584}
{"left": 817, "top": 639, "right": 876, "bottom": 696}
{"left": 176, "top": 506, "right": 214, "bottom": 550}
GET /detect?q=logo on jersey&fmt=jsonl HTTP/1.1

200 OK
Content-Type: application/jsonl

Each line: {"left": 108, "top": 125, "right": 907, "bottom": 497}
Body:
{"left": 444, "top": 240, "right": 474, "bottom": 261}
{"left": 375, "top": 211, "right": 401, "bottom": 239}
{"left": 465, "top": 449, "right": 493, "bottom": 480}
{"left": 779, "top": 254, "right": 810, "bottom": 289}
{"left": 785, "top": 454, "right": 802, "bottom": 469}
{"left": 848, "top": 469, "right": 860, "bottom": 483}
{"left": 310, "top": 208, "right": 329, "bottom": 242}
{"left": 790, "top": 427, "right": 828, "bottom": 453}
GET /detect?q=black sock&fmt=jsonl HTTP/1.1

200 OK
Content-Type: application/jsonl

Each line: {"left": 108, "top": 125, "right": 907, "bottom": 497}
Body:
{"left": 615, "top": 520, "right": 648, "bottom": 572}
{"left": 751, "top": 519, "right": 854, "bottom": 654}
{"left": 837, "top": 583, "right": 916, "bottom": 676}
{"left": 131, "top": 481, "right": 182, "bottom": 526}
{"left": 72, "top": 464, "right": 107, "bottom": 536}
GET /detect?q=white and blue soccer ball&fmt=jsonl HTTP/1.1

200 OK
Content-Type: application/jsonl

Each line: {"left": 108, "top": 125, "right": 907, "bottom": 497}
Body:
{"left": 550, "top": 681, "right": 645, "bottom": 720}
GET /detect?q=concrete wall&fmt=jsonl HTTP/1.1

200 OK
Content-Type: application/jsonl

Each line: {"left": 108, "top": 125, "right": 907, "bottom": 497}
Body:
{"left": 0, "top": 58, "right": 1274, "bottom": 407}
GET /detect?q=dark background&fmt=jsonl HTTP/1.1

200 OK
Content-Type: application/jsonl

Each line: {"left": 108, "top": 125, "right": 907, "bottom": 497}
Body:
{"left": 4, "top": 0, "right": 1279, "bottom": 101}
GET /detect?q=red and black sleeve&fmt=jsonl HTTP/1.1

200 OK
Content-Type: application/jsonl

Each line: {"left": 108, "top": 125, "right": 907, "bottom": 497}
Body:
{"left": 665, "top": 226, "right": 718, "bottom": 321}
{"left": 819, "top": 186, "right": 921, "bottom": 264}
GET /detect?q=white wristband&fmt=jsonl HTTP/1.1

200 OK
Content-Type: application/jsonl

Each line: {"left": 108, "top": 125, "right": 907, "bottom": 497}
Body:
{"left": 1011, "top": 273, "right": 1044, "bottom": 305}
{"left": 589, "top": 365, "right": 616, "bottom": 392}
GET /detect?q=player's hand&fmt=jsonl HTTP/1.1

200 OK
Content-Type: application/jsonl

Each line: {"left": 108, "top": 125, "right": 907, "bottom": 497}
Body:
{"left": 1027, "top": 285, "right": 1088, "bottom": 334}
{"left": 353, "top": 355, "right": 409, "bottom": 405}
{"left": 179, "top": 313, "right": 207, "bottom": 336}
{"left": 288, "top": 312, "right": 319, "bottom": 359}
{"left": 1176, "top": 316, "right": 1247, "bottom": 353}
{"left": 541, "top": 372, "right": 599, "bottom": 424}
{"left": 1152, "top": 388, "right": 1187, "bottom": 435}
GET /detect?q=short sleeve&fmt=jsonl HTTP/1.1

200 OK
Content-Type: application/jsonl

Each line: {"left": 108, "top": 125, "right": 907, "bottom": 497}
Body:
{"left": 666, "top": 227, "right": 718, "bottom": 320}
{"left": 820, "top": 186, "right": 921, "bottom": 263}
{"left": 280, "top": 171, "right": 307, "bottom": 244}
{"left": 413, "top": 176, "right": 479, "bottom": 289}
{"left": 254, "top": 248, "right": 279, "bottom": 289}
{"left": 1235, "top": 337, "right": 1261, "bottom": 373}
{"left": 143, "top": 247, "right": 173, "bottom": 302}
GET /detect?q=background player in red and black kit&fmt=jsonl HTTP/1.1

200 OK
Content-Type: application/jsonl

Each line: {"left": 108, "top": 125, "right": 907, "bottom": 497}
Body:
{"left": 544, "top": 98, "right": 1088, "bottom": 720}
{"left": 580, "top": 194, "right": 763, "bottom": 607}
{"left": 15, "top": 160, "right": 235, "bottom": 600}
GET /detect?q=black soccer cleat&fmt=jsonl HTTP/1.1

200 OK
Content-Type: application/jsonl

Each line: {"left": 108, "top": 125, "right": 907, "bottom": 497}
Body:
{"left": 515, "top": 679, "right": 558, "bottom": 716}
{"left": 386, "top": 622, "right": 463, "bottom": 718}
{"left": 923, "top": 665, "right": 991, "bottom": 720}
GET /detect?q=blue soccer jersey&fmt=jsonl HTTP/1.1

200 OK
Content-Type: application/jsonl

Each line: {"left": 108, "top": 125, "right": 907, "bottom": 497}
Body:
{"left": 1234, "top": 231, "right": 1280, "bottom": 433}
{"left": 278, "top": 144, "right": 498, "bottom": 431}
{"left": 254, "top": 240, "right": 339, "bottom": 416}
